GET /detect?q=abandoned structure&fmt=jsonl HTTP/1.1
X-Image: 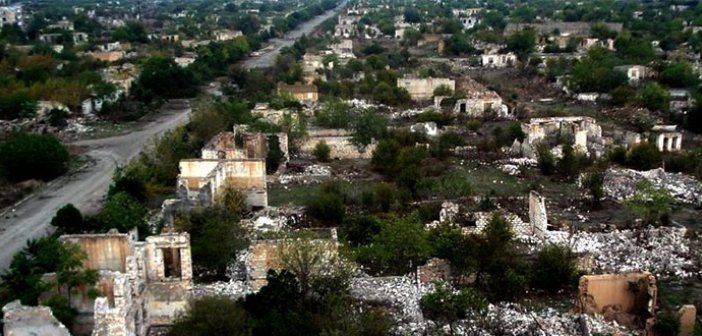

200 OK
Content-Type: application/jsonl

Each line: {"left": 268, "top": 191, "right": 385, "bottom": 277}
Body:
{"left": 177, "top": 129, "right": 268, "bottom": 209}
{"left": 277, "top": 82, "right": 319, "bottom": 104}
{"left": 2, "top": 230, "right": 193, "bottom": 336}
{"left": 334, "top": 14, "right": 360, "bottom": 38}
{"left": 302, "top": 129, "right": 375, "bottom": 159}
{"left": 517, "top": 116, "right": 604, "bottom": 159}
{"left": 397, "top": 77, "right": 455, "bottom": 101}
{"left": 577, "top": 272, "right": 657, "bottom": 330}
{"left": 481, "top": 53, "right": 517, "bottom": 68}
{"left": 614, "top": 65, "right": 653, "bottom": 84}
{"left": 651, "top": 125, "right": 683, "bottom": 152}
{"left": 438, "top": 90, "right": 509, "bottom": 118}
{"left": 246, "top": 229, "right": 339, "bottom": 290}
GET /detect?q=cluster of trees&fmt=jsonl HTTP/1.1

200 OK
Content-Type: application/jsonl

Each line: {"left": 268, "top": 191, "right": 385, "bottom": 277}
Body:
{"left": 0, "top": 132, "right": 70, "bottom": 181}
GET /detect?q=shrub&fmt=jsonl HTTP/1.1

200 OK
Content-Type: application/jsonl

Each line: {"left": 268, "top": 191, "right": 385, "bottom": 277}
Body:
{"left": 0, "top": 132, "right": 69, "bottom": 181}
{"left": 313, "top": 140, "right": 331, "bottom": 162}
{"left": 531, "top": 244, "right": 577, "bottom": 292}
{"left": 306, "top": 192, "right": 346, "bottom": 226}
{"left": 627, "top": 142, "right": 661, "bottom": 171}
{"left": 99, "top": 192, "right": 148, "bottom": 235}
{"left": 51, "top": 204, "right": 93, "bottom": 234}
{"left": 536, "top": 143, "right": 556, "bottom": 175}
{"left": 266, "top": 135, "right": 284, "bottom": 174}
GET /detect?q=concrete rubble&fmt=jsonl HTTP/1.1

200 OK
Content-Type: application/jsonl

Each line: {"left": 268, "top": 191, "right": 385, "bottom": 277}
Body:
{"left": 603, "top": 167, "right": 702, "bottom": 204}
{"left": 349, "top": 276, "right": 424, "bottom": 322}
{"left": 545, "top": 227, "right": 697, "bottom": 277}
{"left": 394, "top": 303, "right": 640, "bottom": 336}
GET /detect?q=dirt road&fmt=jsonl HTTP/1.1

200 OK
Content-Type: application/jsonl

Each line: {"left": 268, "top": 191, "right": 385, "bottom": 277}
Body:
{"left": 0, "top": 100, "right": 191, "bottom": 270}
{"left": 243, "top": 0, "right": 347, "bottom": 68}
{"left": 0, "top": 2, "right": 348, "bottom": 271}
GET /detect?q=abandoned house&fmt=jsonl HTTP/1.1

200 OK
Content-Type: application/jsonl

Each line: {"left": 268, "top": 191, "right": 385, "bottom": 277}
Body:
{"left": 246, "top": 228, "right": 339, "bottom": 290}
{"left": 177, "top": 129, "right": 268, "bottom": 209}
{"left": 614, "top": 65, "right": 653, "bottom": 84}
{"left": 517, "top": 116, "right": 604, "bottom": 159}
{"left": 2, "top": 230, "right": 193, "bottom": 336}
{"left": 397, "top": 77, "right": 456, "bottom": 101}
{"left": 436, "top": 77, "right": 509, "bottom": 118}
{"left": 213, "top": 29, "right": 243, "bottom": 41}
{"left": 334, "top": 15, "right": 360, "bottom": 38}
{"left": 577, "top": 272, "right": 657, "bottom": 331}
{"left": 481, "top": 52, "right": 517, "bottom": 68}
{"left": 651, "top": 125, "right": 683, "bottom": 152}
{"left": 277, "top": 82, "right": 319, "bottom": 104}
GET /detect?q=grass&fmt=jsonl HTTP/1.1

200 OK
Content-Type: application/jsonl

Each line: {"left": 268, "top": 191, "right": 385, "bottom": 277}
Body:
{"left": 449, "top": 160, "right": 527, "bottom": 197}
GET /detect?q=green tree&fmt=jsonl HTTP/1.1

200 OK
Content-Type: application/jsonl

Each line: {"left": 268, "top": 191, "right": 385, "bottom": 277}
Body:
{"left": 475, "top": 213, "right": 527, "bottom": 301}
{"left": 624, "top": 180, "right": 673, "bottom": 226}
{"left": 531, "top": 244, "right": 577, "bottom": 292}
{"left": 313, "top": 140, "right": 331, "bottom": 162}
{"left": 170, "top": 296, "right": 253, "bottom": 336}
{"left": 51, "top": 204, "right": 93, "bottom": 234}
{"left": 266, "top": 135, "right": 284, "bottom": 174}
{"left": 371, "top": 139, "right": 401, "bottom": 176}
{"left": 627, "top": 142, "right": 662, "bottom": 170}
{"left": 355, "top": 214, "right": 431, "bottom": 275}
{"left": 314, "top": 99, "right": 351, "bottom": 128}
{"left": 306, "top": 191, "right": 346, "bottom": 226}
{"left": 131, "top": 56, "right": 198, "bottom": 103}
{"left": 660, "top": 61, "right": 699, "bottom": 88}
{"left": 175, "top": 207, "right": 249, "bottom": 279}
{"left": 421, "top": 283, "right": 487, "bottom": 334}
{"left": 582, "top": 160, "right": 608, "bottom": 209}
{"left": 537, "top": 143, "right": 556, "bottom": 175}
{"left": 99, "top": 192, "right": 148, "bottom": 235}
{"left": 640, "top": 83, "right": 671, "bottom": 111}
{"left": 0, "top": 132, "right": 69, "bottom": 181}
{"left": 349, "top": 109, "right": 387, "bottom": 150}
{"left": 507, "top": 29, "right": 536, "bottom": 61}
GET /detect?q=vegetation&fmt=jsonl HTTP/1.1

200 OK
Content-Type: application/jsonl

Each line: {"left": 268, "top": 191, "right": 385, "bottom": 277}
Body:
{"left": 0, "top": 133, "right": 69, "bottom": 181}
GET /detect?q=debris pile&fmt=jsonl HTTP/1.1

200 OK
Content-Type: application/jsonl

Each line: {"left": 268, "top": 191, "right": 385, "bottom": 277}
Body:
{"left": 603, "top": 168, "right": 702, "bottom": 204}
{"left": 303, "top": 164, "right": 332, "bottom": 176}
{"left": 545, "top": 227, "right": 697, "bottom": 277}
{"left": 193, "top": 280, "right": 252, "bottom": 299}
{"left": 350, "top": 276, "right": 424, "bottom": 322}
{"left": 394, "top": 303, "right": 640, "bottom": 336}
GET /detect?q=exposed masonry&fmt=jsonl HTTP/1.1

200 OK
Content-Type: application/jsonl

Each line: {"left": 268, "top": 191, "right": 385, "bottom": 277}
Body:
{"left": 301, "top": 129, "right": 376, "bottom": 159}
{"left": 516, "top": 116, "right": 604, "bottom": 159}
{"left": 177, "top": 128, "right": 269, "bottom": 210}
{"left": 57, "top": 230, "right": 192, "bottom": 336}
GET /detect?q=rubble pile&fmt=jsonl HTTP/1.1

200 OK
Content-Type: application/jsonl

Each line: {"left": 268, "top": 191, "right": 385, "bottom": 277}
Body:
{"left": 193, "top": 280, "right": 252, "bottom": 299}
{"left": 350, "top": 276, "right": 424, "bottom": 321}
{"left": 394, "top": 304, "right": 639, "bottom": 336}
{"left": 546, "top": 227, "right": 697, "bottom": 277}
{"left": 277, "top": 164, "right": 332, "bottom": 184}
{"left": 603, "top": 168, "right": 702, "bottom": 204}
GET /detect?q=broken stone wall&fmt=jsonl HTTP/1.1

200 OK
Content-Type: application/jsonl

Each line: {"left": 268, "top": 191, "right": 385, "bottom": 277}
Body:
{"left": 178, "top": 159, "right": 268, "bottom": 209}
{"left": 143, "top": 232, "right": 193, "bottom": 326}
{"left": 246, "top": 233, "right": 338, "bottom": 290}
{"left": 521, "top": 117, "right": 603, "bottom": 158}
{"left": 91, "top": 271, "right": 145, "bottom": 336}
{"left": 3, "top": 300, "right": 71, "bottom": 336}
{"left": 528, "top": 191, "right": 547, "bottom": 239}
{"left": 301, "top": 129, "right": 375, "bottom": 159}
{"left": 397, "top": 77, "right": 456, "bottom": 101}
{"left": 417, "top": 258, "right": 451, "bottom": 284}
{"left": 576, "top": 272, "right": 657, "bottom": 328}
{"left": 60, "top": 233, "right": 134, "bottom": 272}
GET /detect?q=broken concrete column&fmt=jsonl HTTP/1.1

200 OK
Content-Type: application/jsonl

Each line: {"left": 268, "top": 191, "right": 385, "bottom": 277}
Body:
{"left": 678, "top": 304, "right": 696, "bottom": 336}
{"left": 528, "top": 191, "right": 547, "bottom": 239}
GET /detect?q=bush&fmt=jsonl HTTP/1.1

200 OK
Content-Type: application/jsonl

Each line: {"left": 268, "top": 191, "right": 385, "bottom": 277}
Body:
{"left": 99, "top": 192, "right": 148, "bottom": 235}
{"left": 536, "top": 143, "right": 556, "bottom": 175}
{"left": 0, "top": 132, "right": 69, "bottom": 181}
{"left": 51, "top": 204, "right": 93, "bottom": 234}
{"left": 170, "top": 296, "right": 252, "bottom": 336}
{"left": 266, "top": 135, "right": 284, "bottom": 174}
{"left": 531, "top": 244, "right": 577, "bottom": 292}
{"left": 627, "top": 142, "right": 661, "bottom": 170}
{"left": 306, "top": 192, "right": 346, "bottom": 226}
{"left": 313, "top": 140, "right": 331, "bottom": 162}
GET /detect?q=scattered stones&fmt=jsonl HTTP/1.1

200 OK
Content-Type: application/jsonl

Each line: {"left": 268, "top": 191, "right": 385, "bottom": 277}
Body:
{"left": 545, "top": 227, "right": 697, "bottom": 277}
{"left": 603, "top": 167, "right": 702, "bottom": 204}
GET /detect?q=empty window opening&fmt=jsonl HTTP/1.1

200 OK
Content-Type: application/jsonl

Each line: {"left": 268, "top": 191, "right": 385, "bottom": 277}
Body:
{"left": 162, "top": 248, "right": 182, "bottom": 278}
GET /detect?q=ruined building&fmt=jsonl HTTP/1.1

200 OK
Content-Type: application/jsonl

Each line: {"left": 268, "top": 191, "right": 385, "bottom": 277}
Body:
{"left": 651, "top": 125, "right": 683, "bottom": 152}
{"left": 516, "top": 117, "right": 604, "bottom": 159}
{"left": 397, "top": 77, "right": 455, "bottom": 101}
{"left": 3, "top": 230, "right": 193, "bottom": 336}
{"left": 177, "top": 129, "right": 269, "bottom": 210}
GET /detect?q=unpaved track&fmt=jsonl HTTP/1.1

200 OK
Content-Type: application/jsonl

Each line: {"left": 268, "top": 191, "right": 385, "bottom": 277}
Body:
{"left": 0, "top": 1, "right": 348, "bottom": 271}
